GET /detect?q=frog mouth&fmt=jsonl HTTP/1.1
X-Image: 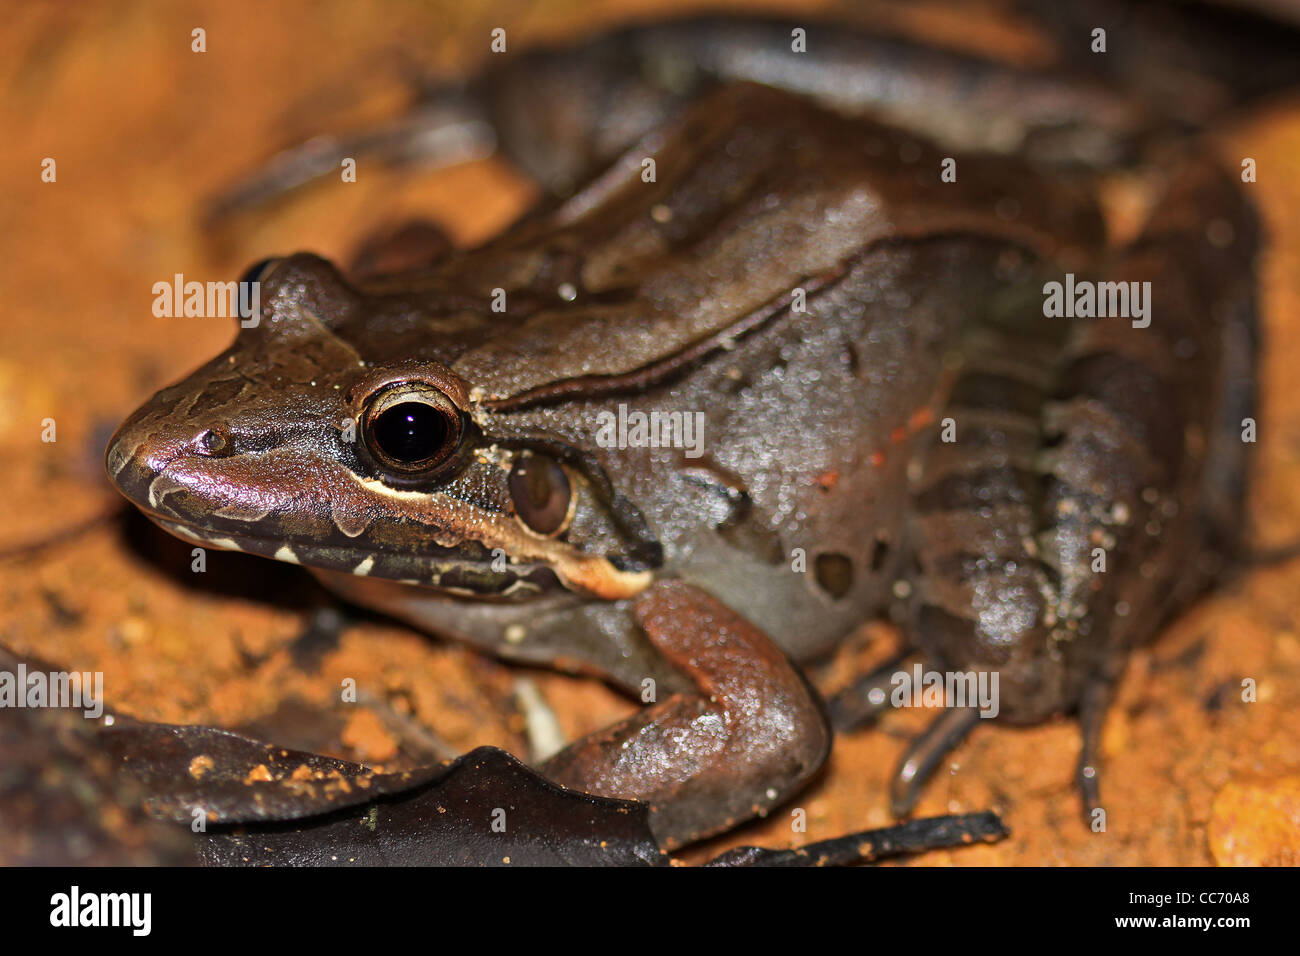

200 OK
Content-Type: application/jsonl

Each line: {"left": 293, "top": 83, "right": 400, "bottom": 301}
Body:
{"left": 145, "top": 514, "right": 569, "bottom": 600}
{"left": 109, "top": 429, "right": 654, "bottom": 601}
{"left": 109, "top": 448, "right": 562, "bottom": 598}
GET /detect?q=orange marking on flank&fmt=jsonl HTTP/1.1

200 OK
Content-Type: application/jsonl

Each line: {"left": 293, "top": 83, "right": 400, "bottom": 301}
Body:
{"left": 868, "top": 404, "right": 939, "bottom": 469}
{"left": 909, "top": 407, "right": 935, "bottom": 430}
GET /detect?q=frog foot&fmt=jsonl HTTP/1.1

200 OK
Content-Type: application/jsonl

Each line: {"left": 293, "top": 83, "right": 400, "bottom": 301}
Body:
{"left": 825, "top": 656, "right": 985, "bottom": 818}
{"left": 885, "top": 683, "right": 1116, "bottom": 822}
{"left": 540, "top": 579, "right": 831, "bottom": 850}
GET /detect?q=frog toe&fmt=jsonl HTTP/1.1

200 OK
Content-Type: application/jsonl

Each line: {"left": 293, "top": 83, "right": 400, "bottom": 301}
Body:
{"left": 889, "top": 705, "right": 981, "bottom": 818}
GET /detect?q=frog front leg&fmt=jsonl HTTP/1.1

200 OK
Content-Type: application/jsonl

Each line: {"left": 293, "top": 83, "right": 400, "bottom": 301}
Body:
{"left": 541, "top": 580, "right": 830, "bottom": 850}
{"left": 314, "top": 569, "right": 831, "bottom": 849}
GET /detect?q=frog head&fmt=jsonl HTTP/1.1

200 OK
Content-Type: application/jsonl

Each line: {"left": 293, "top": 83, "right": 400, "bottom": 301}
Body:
{"left": 106, "top": 254, "right": 659, "bottom": 601}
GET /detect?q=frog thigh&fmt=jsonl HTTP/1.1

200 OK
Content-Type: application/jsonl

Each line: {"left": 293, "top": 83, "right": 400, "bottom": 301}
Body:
{"left": 314, "top": 571, "right": 831, "bottom": 848}
{"left": 890, "top": 159, "right": 1261, "bottom": 820}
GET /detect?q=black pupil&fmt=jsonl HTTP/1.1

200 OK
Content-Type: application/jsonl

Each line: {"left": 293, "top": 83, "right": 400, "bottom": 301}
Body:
{"left": 372, "top": 402, "right": 447, "bottom": 464}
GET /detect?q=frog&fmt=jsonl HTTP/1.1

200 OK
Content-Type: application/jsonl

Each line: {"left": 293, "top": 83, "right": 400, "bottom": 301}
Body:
{"left": 105, "top": 15, "right": 1265, "bottom": 851}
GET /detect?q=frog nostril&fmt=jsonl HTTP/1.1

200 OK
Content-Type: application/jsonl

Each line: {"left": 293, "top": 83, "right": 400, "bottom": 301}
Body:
{"left": 194, "top": 427, "right": 232, "bottom": 457}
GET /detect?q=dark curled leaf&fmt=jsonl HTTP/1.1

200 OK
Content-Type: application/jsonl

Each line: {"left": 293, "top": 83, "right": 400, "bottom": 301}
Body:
{"left": 704, "top": 811, "right": 1009, "bottom": 867}
{"left": 3, "top": 645, "right": 1003, "bottom": 867}
{"left": 101, "top": 719, "right": 442, "bottom": 824}
{"left": 114, "top": 717, "right": 1003, "bottom": 866}
{"left": 0, "top": 646, "right": 194, "bottom": 865}
{"left": 103, "top": 721, "right": 666, "bottom": 864}
{"left": 196, "top": 746, "right": 669, "bottom": 866}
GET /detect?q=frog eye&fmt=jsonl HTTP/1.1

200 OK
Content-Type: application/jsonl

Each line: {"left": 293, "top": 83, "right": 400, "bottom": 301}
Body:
{"left": 509, "top": 452, "right": 573, "bottom": 536}
{"left": 361, "top": 383, "right": 463, "bottom": 475}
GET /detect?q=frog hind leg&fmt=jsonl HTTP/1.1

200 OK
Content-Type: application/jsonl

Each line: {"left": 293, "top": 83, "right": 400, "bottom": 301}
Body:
{"left": 540, "top": 580, "right": 831, "bottom": 850}
{"left": 889, "top": 273, "right": 1072, "bottom": 812}
{"left": 895, "top": 158, "right": 1261, "bottom": 820}
{"left": 205, "top": 88, "right": 497, "bottom": 221}
{"left": 1051, "top": 159, "right": 1262, "bottom": 825}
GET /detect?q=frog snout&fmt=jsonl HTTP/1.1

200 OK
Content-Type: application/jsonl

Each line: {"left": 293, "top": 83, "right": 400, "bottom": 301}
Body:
{"left": 104, "top": 404, "right": 208, "bottom": 515}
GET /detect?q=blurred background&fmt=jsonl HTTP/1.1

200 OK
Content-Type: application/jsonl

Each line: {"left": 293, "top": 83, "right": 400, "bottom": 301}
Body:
{"left": 2, "top": 0, "right": 1299, "bottom": 865}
